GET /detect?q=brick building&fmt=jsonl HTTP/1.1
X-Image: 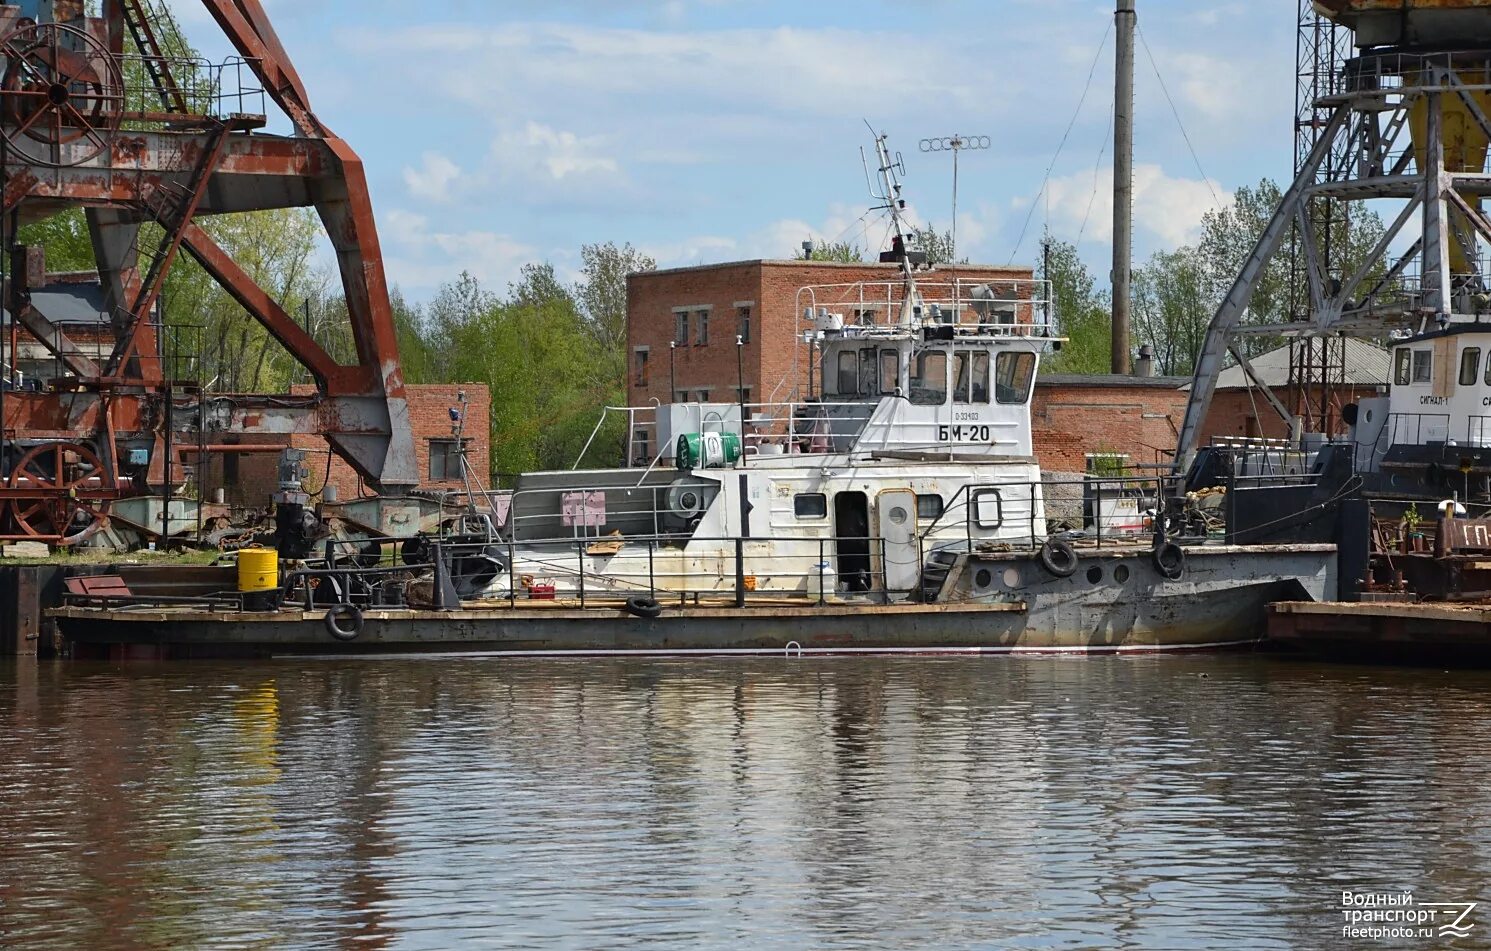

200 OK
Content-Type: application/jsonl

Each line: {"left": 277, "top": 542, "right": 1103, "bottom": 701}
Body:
{"left": 1197, "top": 339, "right": 1389, "bottom": 441}
{"left": 626, "top": 260, "right": 1036, "bottom": 414}
{"left": 1032, "top": 375, "right": 1191, "bottom": 473}
{"left": 196, "top": 383, "right": 491, "bottom": 506}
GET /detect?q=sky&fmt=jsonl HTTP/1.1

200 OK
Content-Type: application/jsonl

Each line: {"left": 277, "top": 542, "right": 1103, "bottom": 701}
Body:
{"left": 170, "top": 0, "right": 1301, "bottom": 300}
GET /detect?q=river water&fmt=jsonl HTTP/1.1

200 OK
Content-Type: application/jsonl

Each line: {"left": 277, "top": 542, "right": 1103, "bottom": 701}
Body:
{"left": 0, "top": 654, "right": 1487, "bottom": 950}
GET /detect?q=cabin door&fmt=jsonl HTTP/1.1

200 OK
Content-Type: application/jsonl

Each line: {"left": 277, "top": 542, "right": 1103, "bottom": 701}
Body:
{"left": 833, "top": 491, "right": 872, "bottom": 592}
{"left": 876, "top": 489, "right": 919, "bottom": 594}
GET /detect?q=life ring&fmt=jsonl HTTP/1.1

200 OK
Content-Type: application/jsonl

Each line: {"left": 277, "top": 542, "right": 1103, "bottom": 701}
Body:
{"left": 1153, "top": 542, "right": 1186, "bottom": 581}
{"left": 324, "top": 603, "right": 364, "bottom": 641}
{"left": 624, "top": 596, "right": 663, "bottom": 619}
{"left": 1039, "top": 537, "right": 1079, "bottom": 578}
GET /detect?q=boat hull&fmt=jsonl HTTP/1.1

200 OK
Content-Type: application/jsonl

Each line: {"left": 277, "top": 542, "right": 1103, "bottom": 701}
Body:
{"left": 53, "top": 545, "right": 1337, "bottom": 658}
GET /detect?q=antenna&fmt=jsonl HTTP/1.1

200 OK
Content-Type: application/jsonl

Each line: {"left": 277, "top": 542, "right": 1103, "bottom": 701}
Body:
{"left": 919, "top": 134, "right": 991, "bottom": 262}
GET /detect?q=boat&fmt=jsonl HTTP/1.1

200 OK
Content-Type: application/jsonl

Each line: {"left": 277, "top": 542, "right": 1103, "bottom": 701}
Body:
{"left": 49, "top": 134, "right": 1343, "bottom": 657}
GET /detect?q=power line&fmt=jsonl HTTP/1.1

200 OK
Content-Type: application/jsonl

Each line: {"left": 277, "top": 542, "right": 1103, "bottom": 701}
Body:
{"left": 1076, "top": 98, "right": 1115, "bottom": 246}
{"left": 1008, "top": 20, "right": 1113, "bottom": 264}
{"left": 1136, "top": 24, "right": 1223, "bottom": 209}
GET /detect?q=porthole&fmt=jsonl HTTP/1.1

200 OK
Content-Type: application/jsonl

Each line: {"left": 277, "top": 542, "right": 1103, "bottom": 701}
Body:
{"left": 1114, "top": 564, "right": 1130, "bottom": 583}
{"left": 1002, "top": 567, "right": 1022, "bottom": 588}
{"left": 888, "top": 506, "right": 909, "bottom": 525}
{"left": 974, "top": 568, "right": 993, "bottom": 589}
{"left": 1086, "top": 565, "right": 1104, "bottom": 584}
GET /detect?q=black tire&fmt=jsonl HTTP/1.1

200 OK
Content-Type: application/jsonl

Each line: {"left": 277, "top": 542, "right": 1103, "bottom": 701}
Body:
{"left": 1153, "top": 542, "right": 1185, "bottom": 581}
{"left": 624, "top": 596, "right": 664, "bottom": 619}
{"left": 1039, "top": 538, "right": 1079, "bottom": 578}
{"left": 324, "top": 603, "right": 364, "bottom": 641}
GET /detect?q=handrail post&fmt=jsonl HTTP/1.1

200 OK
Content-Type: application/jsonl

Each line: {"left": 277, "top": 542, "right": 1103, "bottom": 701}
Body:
{"left": 735, "top": 538, "right": 746, "bottom": 608}
{"left": 648, "top": 539, "right": 656, "bottom": 597}
{"left": 508, "top": 539, "right": 517, "bottom": 608}
{"left": 881, "top": 538, "right": 891, "bottom": 605}
{"left": 577, "top": 541, "right": 586, "bottom": 607}
{"left": 818, "top": 538, "right": 826, "bottom": 606}
{"left": 1029, "top": 480, "right": 1036, "bottom": 549}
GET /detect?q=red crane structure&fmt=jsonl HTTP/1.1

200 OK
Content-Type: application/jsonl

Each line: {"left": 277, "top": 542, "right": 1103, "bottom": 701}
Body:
{"left": 0, "top": 0, "right": 416, "bottom": 545}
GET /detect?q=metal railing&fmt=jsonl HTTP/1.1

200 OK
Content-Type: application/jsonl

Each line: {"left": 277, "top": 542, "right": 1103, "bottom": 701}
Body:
{"left": 794, "top": 279, "right": 1058, "bottom": 338}
{"left": 119, "top": 54, "right": 268, "bottom": 122}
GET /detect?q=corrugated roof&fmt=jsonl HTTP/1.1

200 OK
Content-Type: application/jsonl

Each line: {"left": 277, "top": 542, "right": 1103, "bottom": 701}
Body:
{"left": 1185, "top": 339, "right": 1391, "bottom": 391}
{"left": 1037, "top": 373, "right": 1190, "bottom": 389}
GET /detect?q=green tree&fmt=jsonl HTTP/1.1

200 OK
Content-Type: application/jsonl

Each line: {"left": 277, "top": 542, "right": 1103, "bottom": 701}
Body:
{"left": 1039, "top": 235, "right": 1112, "bottom": 374}
{"left": 799, "top": 240, "right": 866, "bottom": 263}
{"left": 912, "top": 224, "right": 967, "bottom": 266}
{"left": 1132, "top": 247, "right": 1208, "bottom": 377}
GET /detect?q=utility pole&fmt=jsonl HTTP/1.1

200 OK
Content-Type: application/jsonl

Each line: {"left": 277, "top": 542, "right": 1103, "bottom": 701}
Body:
{"left": 1112, "top": 0, "right": 1136, "bottom": 375}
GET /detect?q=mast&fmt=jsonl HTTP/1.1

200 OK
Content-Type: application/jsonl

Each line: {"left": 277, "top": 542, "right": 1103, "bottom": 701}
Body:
{"left": 865, "top": 131, "right": 924, "bottom": 327}
{"left": 1112, "top": 0, "right": 1136, "bottom": 374}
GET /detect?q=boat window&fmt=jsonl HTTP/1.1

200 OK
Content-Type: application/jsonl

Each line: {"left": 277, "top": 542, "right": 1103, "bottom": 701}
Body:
{"left": 916, "top": 494, "right": 945, "bottom": 520}
{"left": 835, "top": 351, "right": 858, "bottom": 395}
{"left": 1483, "top": 349, "right": 1491, "bottom": 386}
{"left": 972, "top": 489, "right": 1003, "bottom": 528}
{"left": 859, "top": 348, "right": 879, "bottom": 397}
{"left": 879, "top": 349, "right": 900, "bottom": 395}
{"left": 1412, "top": 349, "right": 1432, "bottom": 384}
{"left": 1395, "top": 348, "right": 1411, "bottom": 386}
{"left": 954, "top": 350, "right": 991, "bottom": 404}
{"left": 910, "top": 350, "right": 948, "bottom": 405}
{"left": 995, "top": 351, "right": 1036, "bottom": 404}
{"left": 794, "top": 493, "right": 827, "bottom": 519}
{"left": 1462, "top": 347, "right": 1482, "bottom": 387}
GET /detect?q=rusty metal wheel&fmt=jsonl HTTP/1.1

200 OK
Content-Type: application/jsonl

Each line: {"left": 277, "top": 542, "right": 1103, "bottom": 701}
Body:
{"left": 0, "top": 22, "right": 124, "bottom": 167}
{"left": 7, "top": 442, "right": 113, "bottom": 544}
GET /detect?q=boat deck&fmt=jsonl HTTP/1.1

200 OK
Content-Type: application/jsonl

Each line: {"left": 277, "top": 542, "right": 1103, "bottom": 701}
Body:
{"left": 1268, "top": 600, "right": 1491, "bottom": 664}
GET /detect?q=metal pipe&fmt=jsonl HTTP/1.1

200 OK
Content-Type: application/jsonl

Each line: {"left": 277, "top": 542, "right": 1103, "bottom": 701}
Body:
{"left": 1112, "top": 0, "right": 1136, "bottom": 375}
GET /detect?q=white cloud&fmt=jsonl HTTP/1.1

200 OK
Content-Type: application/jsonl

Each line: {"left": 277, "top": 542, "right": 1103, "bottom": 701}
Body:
{"left": 402, "top": 151, "right": 463, "bottom": 203}
{"left": 495, "top": 122, "right": 619, "bottom": 182}
{"left": 1042, "top": 164, "right": 1226, "bottom": 249}
{"left": 380, "top": 210, "right": 535, "bottom": 292}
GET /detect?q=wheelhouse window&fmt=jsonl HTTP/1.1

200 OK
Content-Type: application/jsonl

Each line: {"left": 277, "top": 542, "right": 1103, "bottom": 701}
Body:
{"left": 1412, "top": 349, "right": 1432, "bottom": 384}
{"left": 954, "top": 350, "right": 991, "bottom": 404}
{"left": 910, "top": 349, "right": 948, "bottom": 405}
{"left": 835, "top": 351, "right": 859, "bottom": 396}
{"left": 794, "top": 493, "right": 827, "bottom": 519}
{"left": 879, "top": 349, "right": 900, "bottom": 395}
{"left": 995, "top": 351, "right": 1037, "bottom": 404}
{"left": 858, "top": 347, "right": 879, "bottom": 397}
{"left": 1462, "top": 348, "right": 1482, "bottom": 387}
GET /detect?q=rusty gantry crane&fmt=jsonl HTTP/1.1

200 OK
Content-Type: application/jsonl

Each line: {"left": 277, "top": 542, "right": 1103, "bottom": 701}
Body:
{"left": 0, "top": 0, "right": 416, "bottom": 546}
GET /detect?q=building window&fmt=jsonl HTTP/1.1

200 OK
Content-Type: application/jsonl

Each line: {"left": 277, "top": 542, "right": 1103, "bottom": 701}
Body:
{"left": 732, "top": 384, "right": 753, "bottom": 410}
{"left": 634, "top": 348, "right": 650, "bottom": 387}
{"left": 916, "top": 493, "right": 945, "bottom": 520}
{"left": 1411, "top": 349, "right": 1432, "bottom": 384}
{"left": 911, "top": 349, "right": 948, "bottom": 405}
{"left": 954, "top": 350, "right": 990, "bottom": 403}
{"left": 696, "top": 389, "right": 713, "bottom": 404}
{"left": 1462, "top": 348, "right": 1482, "bottom": 387}
{"left": 633, "top": 430, "right": 650, "bottom": 465}
{"left": 995, "top": 351, "right": 1036, "bottom": 404}
{"left": 675, "top": 311, "right": 690, "bottom": 347}
{"left": 696, "top": 310, "right": 709, "bottom": 346}
{"left": 674, "top": 389, "right": 691, "bottom": 404}
{"left": 429, "top": 438, "right": 467, "bottom": 481}
{"left": 737, "top": 304, "right": 752, "bottom": 343}
{"left": 794, "top": 493, "right": 827, "bottom": 519}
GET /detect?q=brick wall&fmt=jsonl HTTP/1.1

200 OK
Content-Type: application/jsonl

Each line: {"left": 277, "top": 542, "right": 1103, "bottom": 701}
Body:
{"left": 626, "top": 260, "right": 1035, "bottom": 409}
{"left": 1202, "top": 385, "right": 1380, "bottom": 441}
{"left": 1032, "top": 377, "right": 1191, "bottom": 472}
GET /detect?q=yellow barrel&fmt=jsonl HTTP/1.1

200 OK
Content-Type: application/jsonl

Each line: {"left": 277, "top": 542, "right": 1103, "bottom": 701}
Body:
{"left": 238, "top": 548, "right": 279, "bottom": 592}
